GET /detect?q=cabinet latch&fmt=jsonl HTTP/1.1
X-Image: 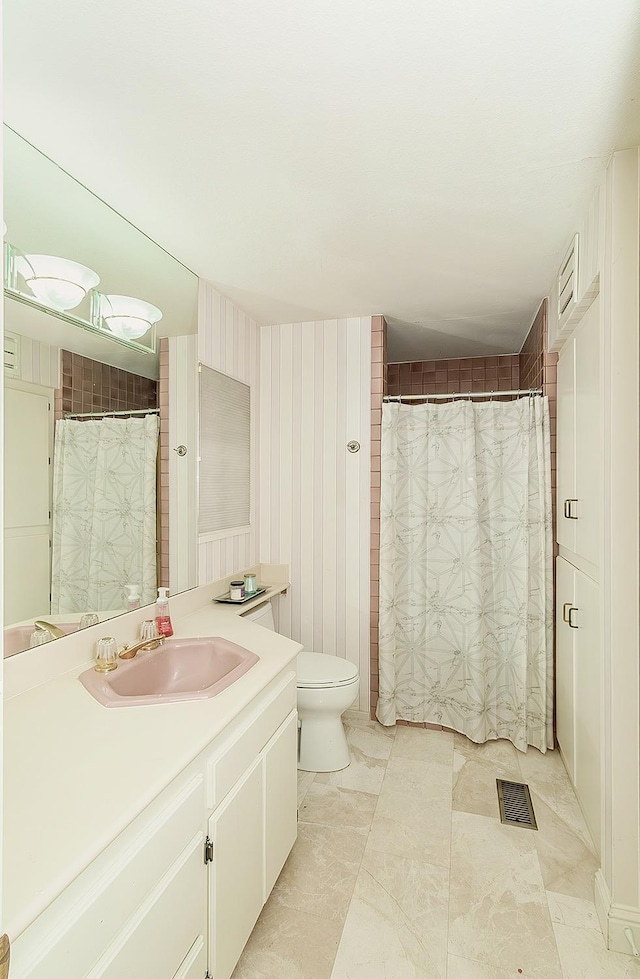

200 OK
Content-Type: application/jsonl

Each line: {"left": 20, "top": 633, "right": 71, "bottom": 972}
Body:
{"left": 204, "top": 837, "right": 214, "bottom": 864}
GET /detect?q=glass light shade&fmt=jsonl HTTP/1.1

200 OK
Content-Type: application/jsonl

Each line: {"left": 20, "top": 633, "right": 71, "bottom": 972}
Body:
{"left": 15, "top": 254, "right": 100, "bottom": 311}
{"left": 100, "top": 294, "right": 163, "bottom": 340}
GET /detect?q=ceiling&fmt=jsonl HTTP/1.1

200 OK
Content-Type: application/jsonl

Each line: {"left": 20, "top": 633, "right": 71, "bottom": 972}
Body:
{"left": 4, "top": 0, "right": 640, "bottom": 361}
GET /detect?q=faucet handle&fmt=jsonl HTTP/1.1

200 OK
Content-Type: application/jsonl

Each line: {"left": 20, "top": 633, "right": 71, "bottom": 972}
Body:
{"left": 95, "top": 637, "right": 118, "bottom": 673}
{"left": 119, "top": 634, "right": 165, "bottom": 660}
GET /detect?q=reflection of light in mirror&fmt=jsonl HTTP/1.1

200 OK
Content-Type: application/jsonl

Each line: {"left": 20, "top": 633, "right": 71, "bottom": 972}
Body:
{"left": 15, "top": 253, "right": 100, "bottom": 311}
{"left": 100, "top": 293, "right": 163, "bottom": 339}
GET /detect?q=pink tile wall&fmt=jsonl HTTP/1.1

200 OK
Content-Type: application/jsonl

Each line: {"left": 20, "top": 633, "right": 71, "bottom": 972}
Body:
{"left": 387, "top": 354, "right": 520, "bottom": 399}
{"left": 158, "top": 338, "right": 169, "bottom": 588}
{"left": 54, "top": 351, "right": 157, "bottom": 422}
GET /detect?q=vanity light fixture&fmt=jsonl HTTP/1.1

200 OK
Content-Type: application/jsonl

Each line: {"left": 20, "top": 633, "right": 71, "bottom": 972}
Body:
{"left": 99, "top": 293, "right": 163, "bottom": 340}
{"left": 4, "top": 243, "right": 158, "bottom": 353}
{"left": 14, "top": 253, "right": 100, "bottom": 311}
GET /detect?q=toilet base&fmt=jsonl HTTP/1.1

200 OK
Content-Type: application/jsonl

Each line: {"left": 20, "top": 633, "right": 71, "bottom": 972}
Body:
{"left": 297, "top": 714, "right": 351, "bottom": 772}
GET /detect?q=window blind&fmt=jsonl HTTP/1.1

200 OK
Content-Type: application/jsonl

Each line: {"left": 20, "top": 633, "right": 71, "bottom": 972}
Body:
{"left": 198, "top": 364, "right": 250, "bottom": 535}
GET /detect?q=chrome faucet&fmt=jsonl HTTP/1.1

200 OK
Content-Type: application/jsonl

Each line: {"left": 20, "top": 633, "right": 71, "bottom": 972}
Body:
{"left": 119, "top": 635, "right": 165, "bottom": 660}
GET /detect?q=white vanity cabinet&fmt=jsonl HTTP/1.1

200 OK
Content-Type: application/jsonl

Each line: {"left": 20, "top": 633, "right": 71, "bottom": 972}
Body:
{"left": 10, "top": 668, "right": 298, "bottom": 979}
{"left": 10, "top": 774, "right": 208, "bottom": 979}
{"left": 207, "top": 675, "right": 298, "bottom": 979}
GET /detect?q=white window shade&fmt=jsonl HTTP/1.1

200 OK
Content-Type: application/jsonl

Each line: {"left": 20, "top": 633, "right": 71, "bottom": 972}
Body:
{"left": 199, "top": 364, "right": 251, "bottom": 535}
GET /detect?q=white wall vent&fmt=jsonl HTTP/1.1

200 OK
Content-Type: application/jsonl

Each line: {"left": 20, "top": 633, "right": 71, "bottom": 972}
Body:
{"left": 557, "top": 234, "right": 579, "bottom": 327}
{"left": 4, "top": 332, "right": 20, "bottom": 375}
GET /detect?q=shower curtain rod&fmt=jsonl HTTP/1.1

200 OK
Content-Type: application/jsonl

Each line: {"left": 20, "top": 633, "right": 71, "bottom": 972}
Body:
{"left": 383, "top": 388, "right": 543, "bottom": 402}
{"left": 64, "top": 408, "right": 160, "bottom": 419}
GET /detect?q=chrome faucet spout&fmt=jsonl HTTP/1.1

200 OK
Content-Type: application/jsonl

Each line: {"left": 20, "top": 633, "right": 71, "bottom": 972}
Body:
{"left": 119, "top": 635, "right": 165, "bottom": 660}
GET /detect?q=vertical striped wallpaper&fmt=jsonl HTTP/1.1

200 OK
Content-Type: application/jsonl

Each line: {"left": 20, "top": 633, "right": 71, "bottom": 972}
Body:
{"left": 197, "top": 280, "right": 260, "bottom": 583}
{"left": 258, "top": 318, "right": 372, "bottom": 712}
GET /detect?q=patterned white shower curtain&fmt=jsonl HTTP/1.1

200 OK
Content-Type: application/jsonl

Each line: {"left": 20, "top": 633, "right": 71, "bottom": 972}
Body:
{"left": 51, "top": 414, "right": 159, "bottom": 614}
{"left": 376, "top": 397, "right": 553, "bottom": 752}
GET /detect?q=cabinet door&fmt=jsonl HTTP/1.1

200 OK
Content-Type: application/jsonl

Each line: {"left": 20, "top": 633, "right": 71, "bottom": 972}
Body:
{"left": 208, "top": 756, "right": 264, "bottom": 979}
{"left": 89, "top": 834, "right": 206, "bottom": 979}
{"left": 555, "top": 557, "right": 576, "bottom": 780}
{"left": 556, "top": 341, "right": 576, "bottom": 552}
{"left": 574, "top": 297, "right": 601, "bottom": 568}
{"left": 264, "top": 710, "right": 298, "bottom": 900}
{"left": 173, "top": 936, "right": 207, "bottom": 979}
{"left": 574, "top": 570, "right": 601, "bottom": 853}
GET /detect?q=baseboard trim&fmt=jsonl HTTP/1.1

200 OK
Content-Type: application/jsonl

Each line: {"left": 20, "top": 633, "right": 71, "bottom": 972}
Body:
{"left": 594, "top": 869, "right": 640, "bottom": 957}
{"left": 594, "top": 870, "right": 611, "bottom": 938}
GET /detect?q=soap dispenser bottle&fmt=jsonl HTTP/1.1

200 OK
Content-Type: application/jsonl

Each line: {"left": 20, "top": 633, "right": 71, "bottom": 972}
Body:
{"left": 155, "top": 587, "right": 174, "bottom": 637}
{"left": 124, "top": 584, "right": 141, "bottom": 611}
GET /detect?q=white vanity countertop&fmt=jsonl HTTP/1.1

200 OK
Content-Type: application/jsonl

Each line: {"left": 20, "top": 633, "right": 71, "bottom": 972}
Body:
{"left": 3, "top": 596, "right": 302, "bottom": 940}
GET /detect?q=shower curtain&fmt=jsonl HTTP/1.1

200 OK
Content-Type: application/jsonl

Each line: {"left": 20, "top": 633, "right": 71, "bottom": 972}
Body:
{"left": 51, "top": 414, "right": 159, "bottom": 613}
{"left": 376, "top": 397, "right": 553, "bottom": 752}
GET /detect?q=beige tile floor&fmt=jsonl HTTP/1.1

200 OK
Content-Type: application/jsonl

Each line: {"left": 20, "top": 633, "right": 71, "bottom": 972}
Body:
{"left": 233, "top": 714, "right": 640, "bottom": 978}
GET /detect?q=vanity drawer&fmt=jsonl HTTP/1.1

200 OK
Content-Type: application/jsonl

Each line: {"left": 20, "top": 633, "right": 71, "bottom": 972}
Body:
{"left": 12, "top": 775, "right": 205, "bottom": 979}
{"left": 208, "top": 670, "right": 296, "bottom": 809}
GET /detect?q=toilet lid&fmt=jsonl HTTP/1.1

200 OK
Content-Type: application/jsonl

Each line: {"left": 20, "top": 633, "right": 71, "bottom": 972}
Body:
{"left": 297, "top": 652, "right": 359, "bottom": 688}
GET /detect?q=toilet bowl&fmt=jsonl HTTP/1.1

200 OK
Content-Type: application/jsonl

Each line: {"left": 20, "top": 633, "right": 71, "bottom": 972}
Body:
{"left": 242, "top": 600, "right": 359, "bottom": 772}
{"left": 296, "top": 652, "right": 359, "bottom": 771}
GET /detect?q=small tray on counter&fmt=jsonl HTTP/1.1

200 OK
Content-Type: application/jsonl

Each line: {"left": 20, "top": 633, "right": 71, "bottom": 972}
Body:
{"left": 213, "top": 586, "right": 267, "bottom": 605}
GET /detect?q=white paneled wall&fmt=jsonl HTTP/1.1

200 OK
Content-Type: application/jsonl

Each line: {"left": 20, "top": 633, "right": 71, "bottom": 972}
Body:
{"left": 197, "top": 281, "right": 260, "bottom": 583}
{"left": 5, "top": 333, "right": 59, "bottom": 388}
{"left": 259, "top": 318, "right": 372, "bottom": 712}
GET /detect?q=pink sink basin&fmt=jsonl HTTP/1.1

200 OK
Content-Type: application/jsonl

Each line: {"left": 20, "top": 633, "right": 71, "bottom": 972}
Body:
{"left": 79, "top": 637, "right": 260, "bottom": 708}
{"left": 4, "top": 622, "right": 79, "bottom": 658}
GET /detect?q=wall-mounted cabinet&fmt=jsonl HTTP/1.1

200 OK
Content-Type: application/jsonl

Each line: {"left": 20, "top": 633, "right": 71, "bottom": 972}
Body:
{"left": 556, "top": 295, "right": 601, "bottom": 572}
{"left": 553, "top": 148, "right": 640, "bottom": 954}
{"left": 555, "top": 556, "right": 601, "bottom": 853}
{"left": 548, "top": 178, "right": 605, "bottom": 352}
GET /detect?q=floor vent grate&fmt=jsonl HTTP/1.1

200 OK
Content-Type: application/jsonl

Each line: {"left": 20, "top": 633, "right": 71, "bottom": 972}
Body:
{"left": 496, "top": 779, "right": 537, "bottom": 830}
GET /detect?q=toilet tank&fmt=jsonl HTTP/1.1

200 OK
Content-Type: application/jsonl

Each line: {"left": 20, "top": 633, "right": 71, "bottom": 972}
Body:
{"left": 240, "top": 600, "right": 275, "bottom": 631}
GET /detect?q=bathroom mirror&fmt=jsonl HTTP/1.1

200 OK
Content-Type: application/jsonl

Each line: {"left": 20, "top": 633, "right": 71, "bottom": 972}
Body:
{"left": 3, "top": 126, "right": 199, "bottom": 656}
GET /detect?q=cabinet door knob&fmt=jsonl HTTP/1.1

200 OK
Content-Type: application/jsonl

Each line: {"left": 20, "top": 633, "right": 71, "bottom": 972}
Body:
{"left": 563, "top": 499, "right": 578, "bottom": 519}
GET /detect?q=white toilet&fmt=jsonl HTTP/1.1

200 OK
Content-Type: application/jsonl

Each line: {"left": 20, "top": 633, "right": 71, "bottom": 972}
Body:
{"left": 242, "top": 601, "right": 359, "bottom": 772}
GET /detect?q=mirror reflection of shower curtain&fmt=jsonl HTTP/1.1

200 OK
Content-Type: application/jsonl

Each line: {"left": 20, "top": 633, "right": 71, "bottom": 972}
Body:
{"left": 51, "top": 414, "right": 159, "bottom": 614}
{"left": 376, "top": 397, "right": 553, "bottom": 752}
